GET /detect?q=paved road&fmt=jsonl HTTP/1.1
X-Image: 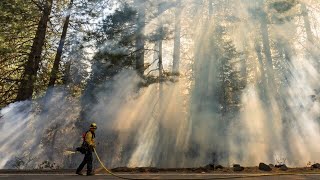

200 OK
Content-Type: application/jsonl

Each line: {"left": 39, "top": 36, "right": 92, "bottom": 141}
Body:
{"left": 1, "top": 173, "right": 320, "bottom": 180}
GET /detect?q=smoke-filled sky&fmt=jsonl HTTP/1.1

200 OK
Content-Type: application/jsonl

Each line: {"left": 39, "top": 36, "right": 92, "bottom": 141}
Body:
{"left": 0, "top": 0, "right": 320, "bottom": 169}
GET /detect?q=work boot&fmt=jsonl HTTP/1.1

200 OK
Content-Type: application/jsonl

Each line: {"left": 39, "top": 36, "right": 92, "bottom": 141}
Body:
{"left": 76, "top": 171, "right": 84, "bottom": 176}
{"left": 87, "top": 172, "right": 95, "bottom": 176}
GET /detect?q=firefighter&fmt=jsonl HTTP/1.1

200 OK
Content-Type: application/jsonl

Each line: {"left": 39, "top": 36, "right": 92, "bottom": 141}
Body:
{"left": 76, "top": 123, "right": 97, "bottom": 176}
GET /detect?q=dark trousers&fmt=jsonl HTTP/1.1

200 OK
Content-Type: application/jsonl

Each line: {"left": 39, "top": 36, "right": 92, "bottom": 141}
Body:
{"left": 76, "top": 150, "right": 93, "bottom": 174}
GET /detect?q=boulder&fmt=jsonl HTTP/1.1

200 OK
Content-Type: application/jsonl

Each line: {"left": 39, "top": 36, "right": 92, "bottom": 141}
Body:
{"left": 204, "top": 163, "right": 215, "bottom": 170}
{"left": 259, "top": 163, "right": 272, "bottom": 171}
{"left": 233, "top": 164, "right": 241, "bottom": 168}
{"left": 312, "top": 163, "right": 320, "bottom": 169}
{"left": 275, "top": 164, "right": 282, "bottom": 168}
{"left": 280, "top": 164, "right": 288, "bottom": 171}
{"left": 233, "top": 164, "right": 244, "bottom": 172}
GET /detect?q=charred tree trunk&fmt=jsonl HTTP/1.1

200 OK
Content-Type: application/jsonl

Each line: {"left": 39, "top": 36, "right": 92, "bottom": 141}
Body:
{"left": 16, "top": 0, "right": 53, "bottom": 101}
{"left": 172, "top": 0, "right": 181, "bottom": 74}
{"left": 135, "top": 0, "right": 146, "bottom": 75}
{"left": 47, "top": 0, "right": 73, "bottom": 88}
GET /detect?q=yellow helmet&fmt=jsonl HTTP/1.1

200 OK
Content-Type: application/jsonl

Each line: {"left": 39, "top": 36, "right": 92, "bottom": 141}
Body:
{"left": 90, "top": 123, "right": 97, "bottom": 129}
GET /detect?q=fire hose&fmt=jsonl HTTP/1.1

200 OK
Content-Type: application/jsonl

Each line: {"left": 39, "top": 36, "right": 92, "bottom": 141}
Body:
{"left": 92, "top": 148, "right": 320, "bottom": 180}
{"left": 93, "top": 147, "right": 135, "bottom": 179}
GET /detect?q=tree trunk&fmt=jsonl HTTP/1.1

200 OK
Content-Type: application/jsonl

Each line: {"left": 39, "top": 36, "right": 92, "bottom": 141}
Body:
{"left": 301, "top": 3, "right": 313, "bottom": 44}
{"left": 159, "top": 43, "right": 163, "bottom": 78}
{"left": 134, "top": 0, "right": 146, "bottom": 75}
{"left": 300, "top": 3, "right": 319, "bottom": 71}
{"left": 156, "top": 0, "right": 164, "bottom": 112}
{"left": 47, "top": 0, "right": 73, "bottom": 88}
{"left": 16, "top": 0, "right": 53, "bottom": 101}
{"left": 208, "top": 0, "right": 214, "bottom": 16}
{"left": 62, "top": 61, "right": 71, "bottom": 85}
{"left": 258, "top": 3, "right": 275, "bottom": 85}
{"left": 172, "top": 0, "right": 181, "bottom": 74}
{"left": 255, "top": 41, "right": 268, "bottom": 101}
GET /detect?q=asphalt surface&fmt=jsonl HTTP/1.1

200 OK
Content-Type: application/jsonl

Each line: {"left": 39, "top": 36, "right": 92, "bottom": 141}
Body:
{"left": 1, "top": 173, "right": 320, "bottom": 180}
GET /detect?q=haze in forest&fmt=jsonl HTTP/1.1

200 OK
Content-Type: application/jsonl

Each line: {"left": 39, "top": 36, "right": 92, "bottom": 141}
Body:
{"left": 0, "top": 0, "right": 320, "bottom": 169}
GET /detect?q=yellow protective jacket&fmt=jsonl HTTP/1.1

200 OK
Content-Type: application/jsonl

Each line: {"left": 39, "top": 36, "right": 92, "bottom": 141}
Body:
{"left": 84, "top": 131, "right": 95, "bottom": 147}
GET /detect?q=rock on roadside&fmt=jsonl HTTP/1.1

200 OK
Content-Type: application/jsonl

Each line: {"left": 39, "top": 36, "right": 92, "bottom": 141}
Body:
{"left": 233, "top": 164, "right": 244, "bottom": 172}
{"left": 259, "top": 163, "right": 272, "bottom": 171}
{"left": 312, "top": 163, "right": 320, "bottom": 169}
{"left": 280, "top": 164, "right": 288, "bottom": 171}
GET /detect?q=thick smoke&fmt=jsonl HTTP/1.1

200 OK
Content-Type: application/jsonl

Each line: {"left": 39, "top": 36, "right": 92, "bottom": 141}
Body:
{"left": 1, "top": 0, "right": 320, "bottom": 169}
{"left": 0, "top": 89, "right": 81, "bottom": 168}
